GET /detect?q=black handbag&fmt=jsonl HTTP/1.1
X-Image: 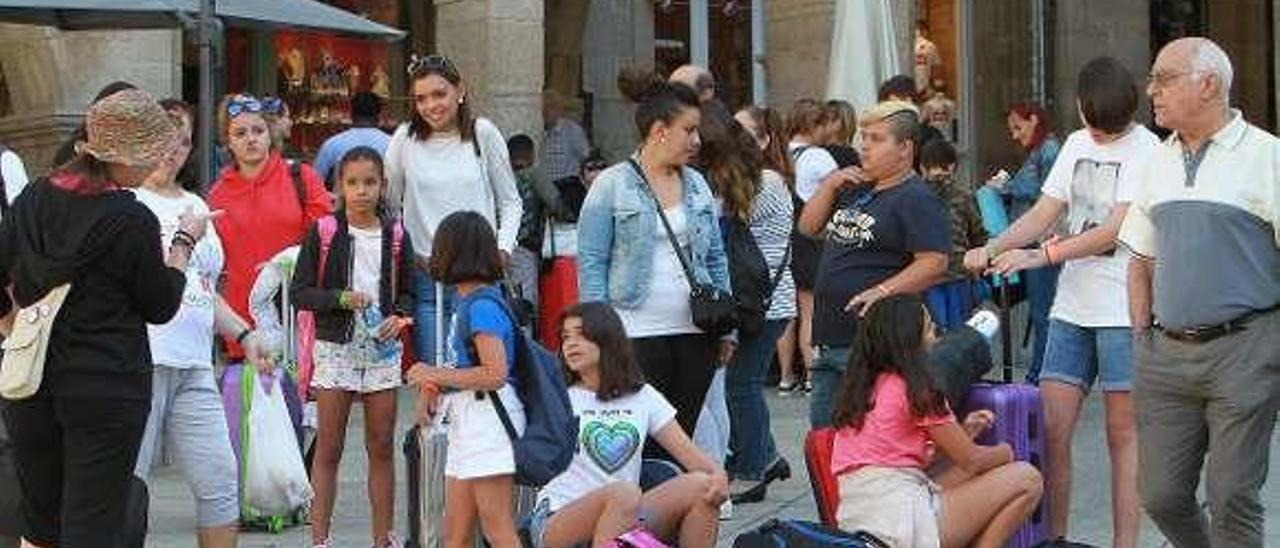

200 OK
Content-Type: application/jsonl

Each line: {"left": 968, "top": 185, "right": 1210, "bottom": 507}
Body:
{"left": 627, "top": 160, "right": 738, "bottom": 336}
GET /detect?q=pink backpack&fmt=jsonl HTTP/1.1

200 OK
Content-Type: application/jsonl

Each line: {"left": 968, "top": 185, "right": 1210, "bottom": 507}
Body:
{"left": 604, "top": 526, "right": 670, "bottom": 548}
{"left": 295, "top": 215, "right": 405, "bottom": 400}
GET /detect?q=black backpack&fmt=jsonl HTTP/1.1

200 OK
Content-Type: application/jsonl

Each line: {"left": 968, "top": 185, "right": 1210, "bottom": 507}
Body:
{"left": 721, "top": 216, "right": 788, "bottom": 339}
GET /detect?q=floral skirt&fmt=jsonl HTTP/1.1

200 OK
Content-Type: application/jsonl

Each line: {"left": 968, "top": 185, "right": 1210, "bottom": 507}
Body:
{"left": 311, "top": 327, "right": 402, "bottom": 394}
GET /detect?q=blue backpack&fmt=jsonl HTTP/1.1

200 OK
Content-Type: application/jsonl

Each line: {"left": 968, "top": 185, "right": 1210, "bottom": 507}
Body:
{"left": 456, "top": 286, "right": 579, "bottom": 486}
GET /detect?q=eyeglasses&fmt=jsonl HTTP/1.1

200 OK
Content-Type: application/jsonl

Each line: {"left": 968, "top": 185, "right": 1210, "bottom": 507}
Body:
{"left": 1147, "top": 70, "right": 1205, "bottom": 88}
{"left": 261, "top": 96, "right": 286, "bottom": 115}
{"left": 407, "top": 53, "right": 458, "bottom": 77}
{"left": 225, "top": 95, "right": 264, "bottom": 118}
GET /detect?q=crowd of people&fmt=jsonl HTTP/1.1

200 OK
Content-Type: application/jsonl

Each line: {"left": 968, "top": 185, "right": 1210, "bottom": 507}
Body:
{"left": 0, "top": 34, "right": 1275, "bottom": 548}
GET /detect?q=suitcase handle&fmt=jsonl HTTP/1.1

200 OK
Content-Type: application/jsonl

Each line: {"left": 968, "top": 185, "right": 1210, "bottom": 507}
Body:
{"left": 998, "top": 277, "right": 1013, "bottom": 383}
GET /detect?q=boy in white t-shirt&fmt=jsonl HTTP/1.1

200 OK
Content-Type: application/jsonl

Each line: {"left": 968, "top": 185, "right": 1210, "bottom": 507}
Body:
{"left": 528, "top": 302, "right": 728, "bottom": 548}
{"left": 962, "top": 57, "right": 1158, "bottom": 548}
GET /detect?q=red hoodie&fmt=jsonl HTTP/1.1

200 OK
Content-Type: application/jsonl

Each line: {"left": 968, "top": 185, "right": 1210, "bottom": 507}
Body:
{"left": 210, "top": 152, "right": 332, "bottom": 357}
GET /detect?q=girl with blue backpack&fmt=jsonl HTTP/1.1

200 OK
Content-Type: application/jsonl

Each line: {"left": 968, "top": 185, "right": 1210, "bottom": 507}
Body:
{"left": 526, "top": 302, "right": 728, "bottom": 548}
{"left": 407, "top": 210, "right": 526, "bottom": 548}
{"left": 290, "top": 147, "right": 415, "bottom": 548}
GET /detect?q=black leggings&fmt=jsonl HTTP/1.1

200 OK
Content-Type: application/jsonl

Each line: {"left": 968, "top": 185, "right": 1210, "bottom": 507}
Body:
{"left": 631, "top": 333, "right": 718, "bottom": 461}
{"left": 2, "top": 390, "right": 149, "bottom": 547}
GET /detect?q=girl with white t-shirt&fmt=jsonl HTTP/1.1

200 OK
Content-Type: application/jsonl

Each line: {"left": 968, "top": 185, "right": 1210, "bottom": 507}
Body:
{"left": 131, "top": 99, "right": 270, "bottom": 548}
{"left": 528, "top": 302, "right": 729, "bottom": 548}
{"left": 291, "top": 147, "right": 416, "bottom": 548}
{"left": 784, "top": 99, "right": 839, "bottom": 394}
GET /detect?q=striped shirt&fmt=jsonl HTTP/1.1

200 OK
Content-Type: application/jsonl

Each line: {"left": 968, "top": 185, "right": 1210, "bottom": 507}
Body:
{"left": 542, "top": 118, "right": 591, "bottom": 182}
{"left": 751, "top": 169, "right": 798, "bottom": 320}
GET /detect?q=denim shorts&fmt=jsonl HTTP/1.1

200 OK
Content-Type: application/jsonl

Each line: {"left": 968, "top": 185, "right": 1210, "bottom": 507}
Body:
{"left": 1040, "top": 318, "right": 1133, "bottom": 393}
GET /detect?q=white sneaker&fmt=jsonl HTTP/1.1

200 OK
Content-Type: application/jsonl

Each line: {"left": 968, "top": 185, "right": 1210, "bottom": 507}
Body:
{"left": 966, "top": 309, "right": 1000, "bottom": 341}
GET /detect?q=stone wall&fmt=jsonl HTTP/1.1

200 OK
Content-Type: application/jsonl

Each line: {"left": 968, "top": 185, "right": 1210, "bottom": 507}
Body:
{"left": 764, "top": 0, "right": 835, "bottom": 108}
{"left": 1052, "top": 0, "right": 1150, "bottom": 132}
{"left": 0, "top": 25, "right": 181, "bottom": 174}
{"left": 434, "top": 0, "right": 545, "bottom": 146}
{"left": 581, "top": 0, "right": 655, "bottom": 161}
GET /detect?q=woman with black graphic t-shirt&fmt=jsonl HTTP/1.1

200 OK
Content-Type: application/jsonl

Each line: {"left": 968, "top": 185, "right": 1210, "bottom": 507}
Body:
{"left": 797, "top": 101, "right": 952, "bottom": 429}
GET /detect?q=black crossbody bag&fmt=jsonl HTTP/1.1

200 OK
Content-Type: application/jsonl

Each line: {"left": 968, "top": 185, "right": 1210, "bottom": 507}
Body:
{"left": 627, "top": 159, "right": 738, "bottom": 336}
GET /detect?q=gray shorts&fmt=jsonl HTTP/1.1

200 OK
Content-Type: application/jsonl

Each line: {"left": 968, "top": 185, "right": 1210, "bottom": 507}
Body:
{"left": 134, "top": 366, "right": 240, "bottom": 528}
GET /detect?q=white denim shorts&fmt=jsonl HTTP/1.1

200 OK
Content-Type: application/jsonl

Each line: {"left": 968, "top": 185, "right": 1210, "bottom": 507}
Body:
{"left": 443, "top": 385, "right": 525, "bottom": 479}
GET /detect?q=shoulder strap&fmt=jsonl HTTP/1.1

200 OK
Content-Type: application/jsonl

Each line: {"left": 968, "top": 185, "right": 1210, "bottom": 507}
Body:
{"left": 471, "top": 119, "right": 483, "bottom": 158}
{"left": 455, "top": 288, "right": 524, "bottom": 443}
{"left": 389, "top": 220, "right": 405, "bottom": 303}
{"left": 316, "top": 215, "right": 338, "bottom": 282}
{"left": 790, "top": 145, "right": 812, "bottom": 162}
{"left": 289, "top": 160, "right": 306, "bottom": 213}
{"left": 625, "top": 159, "right": 698, "bottom": 286}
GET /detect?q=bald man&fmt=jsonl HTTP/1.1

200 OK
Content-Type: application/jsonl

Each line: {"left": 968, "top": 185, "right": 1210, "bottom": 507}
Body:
{"left": 1119, "top": 37, "right": 1280, "bottom": 548}
{"left": 669, "top": 64, "right": 716, "bottom": 103}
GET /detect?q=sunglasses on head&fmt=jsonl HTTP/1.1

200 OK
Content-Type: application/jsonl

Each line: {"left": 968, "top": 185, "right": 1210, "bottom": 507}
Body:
{"left": 407, "top": 53, "right": 458, "bottom": 77}
{"left": 225, "top": 95, "right": 264, "bottom": 118}
{"left": 262, "top": 97, "right": 286, "bottom": 115}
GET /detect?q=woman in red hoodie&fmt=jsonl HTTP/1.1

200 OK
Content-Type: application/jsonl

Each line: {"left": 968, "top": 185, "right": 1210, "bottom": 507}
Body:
{"left": 210, "top": 93, "right": 332, "bottom": 358}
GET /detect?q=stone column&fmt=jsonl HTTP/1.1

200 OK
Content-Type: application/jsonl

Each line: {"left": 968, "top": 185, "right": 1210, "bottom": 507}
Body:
{"left": 434, "top": 0, "right": 545, "bottom": 144}
{"left": 764, "top": 0, "right": 836, "bottom": 108}
{"left": 581, "top": 0, "right": 656, "bottom": 161}
{"left": 0, "top": 25, "right": 181, "bottom": 174}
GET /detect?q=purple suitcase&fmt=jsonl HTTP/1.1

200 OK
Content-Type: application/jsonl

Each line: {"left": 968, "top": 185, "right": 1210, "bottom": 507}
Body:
{"left": 961, "top": 281, "right": 1049, "bottom": 548}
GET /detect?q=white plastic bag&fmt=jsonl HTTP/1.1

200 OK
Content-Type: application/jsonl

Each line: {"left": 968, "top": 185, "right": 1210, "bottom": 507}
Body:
{"left": 243, "top": 371, "right": 313, "bottom": 515}
{"left": 693, "top": 366, "right": 729, "bottom": 465}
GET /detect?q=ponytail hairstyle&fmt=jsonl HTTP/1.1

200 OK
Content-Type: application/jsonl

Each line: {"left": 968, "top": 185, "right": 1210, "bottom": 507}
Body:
{"left": 406, "top": 54, "right": 475, "bottom": 145}
{"left": 630, "top": 80, "right": 701, "bottom": 143}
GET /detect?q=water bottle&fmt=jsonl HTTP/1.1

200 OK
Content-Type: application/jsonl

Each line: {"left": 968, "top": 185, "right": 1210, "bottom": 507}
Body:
{"left": 361, "top": 307, "right": 401, "bottom": 363}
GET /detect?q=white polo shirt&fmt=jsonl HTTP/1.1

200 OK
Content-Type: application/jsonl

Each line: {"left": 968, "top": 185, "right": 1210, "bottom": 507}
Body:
{"left": 1118, "top": 111, "right": 1280, "bottom": 330}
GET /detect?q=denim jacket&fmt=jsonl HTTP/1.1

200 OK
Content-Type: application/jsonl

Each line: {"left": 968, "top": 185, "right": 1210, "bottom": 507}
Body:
{"left": 1000, "top": 137, "right": 1061, "bottom": 219}
{"left": 576, "top": 161, "right": 732, "bottom": 313}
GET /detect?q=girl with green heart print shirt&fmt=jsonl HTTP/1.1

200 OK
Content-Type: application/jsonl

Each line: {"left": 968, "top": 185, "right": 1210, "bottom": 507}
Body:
{"left": 531, "top": 301, "right": 729, "bottom": 548}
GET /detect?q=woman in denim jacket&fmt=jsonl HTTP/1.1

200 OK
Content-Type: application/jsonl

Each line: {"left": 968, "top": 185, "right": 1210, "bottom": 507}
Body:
{"left": 577, "top": 82, "right": 735, "bottom": 456}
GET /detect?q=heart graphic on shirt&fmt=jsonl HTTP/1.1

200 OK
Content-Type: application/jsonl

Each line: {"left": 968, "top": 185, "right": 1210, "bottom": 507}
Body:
{"left": 582, "top": 421, "right": 641, "bottom": 474}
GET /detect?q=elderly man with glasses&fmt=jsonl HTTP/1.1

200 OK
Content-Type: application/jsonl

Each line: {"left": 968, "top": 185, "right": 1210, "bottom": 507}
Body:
{"left": 1119, "top": 37, "right": 1280, "bottom": 548}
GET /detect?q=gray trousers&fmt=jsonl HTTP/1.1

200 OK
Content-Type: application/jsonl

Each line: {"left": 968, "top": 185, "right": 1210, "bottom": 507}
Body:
{"left": 1134, "top": 309, "right": 1280, "bottom": 548}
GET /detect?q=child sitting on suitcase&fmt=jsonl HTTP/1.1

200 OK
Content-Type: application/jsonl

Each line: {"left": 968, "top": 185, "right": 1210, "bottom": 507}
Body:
{"left": 524, "top": 302, "right": 729, "bottom": 548}
{"left": 406, "top": 210, "right": 526, "bottom": 548}
{"left": 831, "top": 295, "right": 1042, "bottom": 548}
{"left": 291, "top": 147, "right": 416, "bottom": 548}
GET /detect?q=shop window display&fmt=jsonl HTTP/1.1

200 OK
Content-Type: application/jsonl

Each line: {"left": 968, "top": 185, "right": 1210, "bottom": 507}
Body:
{"left": 274, "top": 31, "right": 393, "bottom": 158}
